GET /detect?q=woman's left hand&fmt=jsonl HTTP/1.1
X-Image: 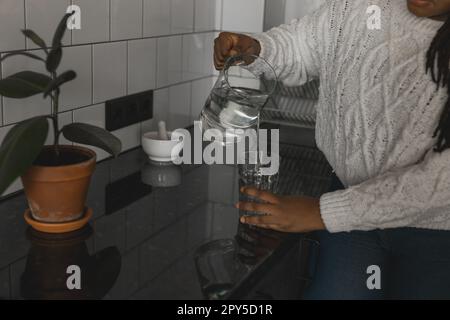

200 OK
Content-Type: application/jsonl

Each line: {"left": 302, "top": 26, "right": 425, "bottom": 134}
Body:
{"left": 236, "top": 186, "right": 326, "bottom": 233}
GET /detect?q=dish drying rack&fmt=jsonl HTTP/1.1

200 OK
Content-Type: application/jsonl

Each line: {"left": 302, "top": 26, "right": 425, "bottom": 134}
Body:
{"left": 261, "top": 80, "right": 319, "bottom": 130}
{"left": 260, "top": 80, "right": 332, "bottom": 197}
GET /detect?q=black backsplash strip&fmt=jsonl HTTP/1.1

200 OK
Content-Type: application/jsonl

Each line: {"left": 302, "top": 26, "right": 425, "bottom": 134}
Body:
{"left": 105, "top": 90, "right": 153, "bottom": 131}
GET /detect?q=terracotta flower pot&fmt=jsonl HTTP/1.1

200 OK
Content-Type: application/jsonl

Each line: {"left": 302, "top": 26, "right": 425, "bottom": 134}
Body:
{"left": 21, "top": 145, "right": 96, "bottom": 223}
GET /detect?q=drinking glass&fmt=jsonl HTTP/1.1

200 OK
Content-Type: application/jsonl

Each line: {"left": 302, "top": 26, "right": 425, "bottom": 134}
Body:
{"left": 238, "top": 151, "right": 279, "bottom": 217}
{"left": 194, "top": 239, "right": 249, "bottom": 300}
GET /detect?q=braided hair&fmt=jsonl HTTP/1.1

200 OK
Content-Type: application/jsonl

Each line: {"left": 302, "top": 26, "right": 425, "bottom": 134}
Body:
{"left": 426, "top": 16, "right": 450, "bottom": 152}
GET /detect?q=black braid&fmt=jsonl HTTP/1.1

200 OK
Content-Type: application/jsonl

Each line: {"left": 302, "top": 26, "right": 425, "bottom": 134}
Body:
{"left": 426, "top": 16, "right": 450, "bottom": 152}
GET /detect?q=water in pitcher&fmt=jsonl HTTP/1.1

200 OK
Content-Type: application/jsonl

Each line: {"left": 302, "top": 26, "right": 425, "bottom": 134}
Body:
{"left": 199, "top": 54, "right": 277, "bottom": 144}
{"left": 200, "top": 85, "right": 268, "bottom": 143}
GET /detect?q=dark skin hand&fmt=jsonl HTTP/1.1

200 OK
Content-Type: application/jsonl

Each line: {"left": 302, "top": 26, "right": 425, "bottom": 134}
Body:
{"left": 236, "top": 186, "right": 326, "bottom": 233}
{"left": 214, "top": 32, "right": 261, "bottom": 70}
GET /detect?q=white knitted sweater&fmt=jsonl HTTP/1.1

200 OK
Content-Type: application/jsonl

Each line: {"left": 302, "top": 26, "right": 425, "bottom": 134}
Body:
{"left": 251, "top": 0, "right": 450, "bottom": 232}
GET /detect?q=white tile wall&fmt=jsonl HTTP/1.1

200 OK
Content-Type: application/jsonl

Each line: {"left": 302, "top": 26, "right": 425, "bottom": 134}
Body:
{"left": 204, "top": 33, "right": 216, "bottom": 75}
{"left": 194, "top": 0, "right": 217, "bottom": 32}
{"left": 112, "top": 123, "right": 141, "bottom": 151}
{"left": 211, "top": 31, "right": 220, "bottom": 77}
{"left": 215, "top": 0, "right": 223, "bottom": 30}
{"left": 171, "top": 0, "right": 194, "bottom": 34}
{"left": 0, "top": 0, "right": 26, "bottom": 52}
{"left": 156, "top": 36, "right": 183, "bottom": 87}
{"left": 151, "top": 88, "right": 170, "bottom": 129}
{"left": 25, "top": 0, "right": 71, "bottom": 48}
{"left": 59, "top": 45, "right": 92, "bottom": 112}
{"left": 182, "top": 34, "right": 204, "bottom": 81}
{"left": 1, "top": 51, "right": 52, "bottom": 125}
{"left": 110, "top": 0, "right": 143, "bottom": 41}
{"left": 93, "top": 42, "right": 127, "bottom": 103}
{"left": 72, "top": 0, "right": 110, "bottom": 44}
{"left": 284, "top": 0, "right": 326, "bottom": 22}
{"left": 222, "top": 0, "right": 265, "bottom": 33}
{"left": 0, "top": 0, "right": 256, "bottom": 197}
{"left": 182, "top": 33, "right": 215, "bottom": 81}
{"left": 168, "top": 83, "right": 191, "bottom": 130}
{"left": 143, "top": 0, "right": 171, "bottom": 37}
{"left": 128, "top": 38, "right": 157, "bottom": 95}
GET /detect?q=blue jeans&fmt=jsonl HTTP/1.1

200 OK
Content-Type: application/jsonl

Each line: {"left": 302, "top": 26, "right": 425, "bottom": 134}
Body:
{"left": 302, "top": 175, "right": 450, "bottom": 300}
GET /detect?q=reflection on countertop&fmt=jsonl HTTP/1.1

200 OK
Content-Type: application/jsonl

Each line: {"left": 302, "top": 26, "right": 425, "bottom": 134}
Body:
{"left": 21, "top": 226, "right": 121, "bottom": 300}
{"left": 0, "top": 143, "right": 332, "bottom": 300}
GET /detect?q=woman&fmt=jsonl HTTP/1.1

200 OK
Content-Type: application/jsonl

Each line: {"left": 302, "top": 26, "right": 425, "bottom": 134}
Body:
{"left": 214, "top": 0, "right": 450, "bottom": 299}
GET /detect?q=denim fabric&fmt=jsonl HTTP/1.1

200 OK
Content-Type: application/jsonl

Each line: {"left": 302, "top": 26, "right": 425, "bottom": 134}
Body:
{"left": 303, "top": 175, "right": 450, "bottom": 300}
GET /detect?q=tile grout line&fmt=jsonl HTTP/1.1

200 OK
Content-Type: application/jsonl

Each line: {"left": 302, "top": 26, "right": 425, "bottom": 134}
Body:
{"left": 91, "top": 44, "right": 94, "bottom": 105}
{"left": 220, "top": 0, "right": 224, "bottom": 31}
{"left": 153, "top": 36, "right": 158, "bottom": 92}
{"left": 141, "top": 0, "right": 144, "bottom": 38}
{"left": 193, "top": 0, "right": 197, "bottom": 33}
{"left": 169, "top": 0, "right": 172, "bottom": 35}
{"left": 0, "top": 1, "right": 218, "bottom": 130}
{"left": 70, "top": 0, "right": 73, "bottom": 45}
{"left": 155, "top": 36, "right": 160, "bottom": 93}
{"left": 109, "top": 0, "right": 112, "bottom": 42}
{"left": 0, "top": 75, "right": 215, "bottom": 129}
{"left": 0, "top": 30, "right": 220, "bottom": 55}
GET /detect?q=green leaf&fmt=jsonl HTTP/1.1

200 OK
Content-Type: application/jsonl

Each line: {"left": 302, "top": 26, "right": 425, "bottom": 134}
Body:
{"left": 62, "top": 123, "right": 122, "bottom": 157}
{"left": 0, "top": 116, "right": 49, "bottom": 196}
{"left": 44, "top": 70, "right": 76, "bottom": 97}
{"left": 0, "top": 71, "right": 52, "bottom": 98}
{"left": 22, "top": 29, "right": 48, "bottom": 53}
{"left": 0, "top": 51, "right": 45, "bottom": 63}
{"left": 46, "top": 47, "right": 62, "bottom": 73}
{"left": 52, "top": 12, "right": 75, "bottom": 47}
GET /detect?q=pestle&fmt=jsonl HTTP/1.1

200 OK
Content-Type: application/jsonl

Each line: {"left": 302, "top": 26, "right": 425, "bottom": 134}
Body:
{"left": 158, "top": 121, "right": 169, "bottom": 140}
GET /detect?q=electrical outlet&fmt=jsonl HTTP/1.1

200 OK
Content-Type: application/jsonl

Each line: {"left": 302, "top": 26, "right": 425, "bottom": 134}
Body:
{"left": 105, "top": 90, "right": 153, "bottom": 131}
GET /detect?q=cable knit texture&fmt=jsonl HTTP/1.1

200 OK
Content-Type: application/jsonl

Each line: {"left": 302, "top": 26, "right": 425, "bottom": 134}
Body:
{"left": 250, "top": 0, "right": 450, "bottom": 232}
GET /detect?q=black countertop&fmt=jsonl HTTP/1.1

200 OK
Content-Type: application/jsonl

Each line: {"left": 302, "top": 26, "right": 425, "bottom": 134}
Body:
{"left": 0, "top": 142, "right": 332, "bottom": 300}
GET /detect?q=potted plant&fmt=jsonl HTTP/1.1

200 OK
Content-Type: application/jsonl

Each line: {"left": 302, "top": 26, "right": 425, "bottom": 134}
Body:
{"left": 0, "top": 12, "right": 121, "bottom": 232}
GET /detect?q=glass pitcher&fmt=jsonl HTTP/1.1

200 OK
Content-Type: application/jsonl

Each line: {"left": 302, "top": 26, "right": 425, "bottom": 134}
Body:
{"left": 200, "top": 54, "right": 277, "bottom": 144}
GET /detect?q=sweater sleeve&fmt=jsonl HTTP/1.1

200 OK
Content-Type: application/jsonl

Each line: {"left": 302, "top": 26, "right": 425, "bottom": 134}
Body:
{"left": 320, "top": 148, "right": 450, "bottom": 233}
{"left": 247, "top": 1, "right": 332, "bottom": 87}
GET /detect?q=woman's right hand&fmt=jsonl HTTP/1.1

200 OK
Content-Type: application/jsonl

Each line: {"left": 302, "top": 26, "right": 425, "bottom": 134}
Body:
{"left": 213, "top": 32, "right": 261, "bottom": 70}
